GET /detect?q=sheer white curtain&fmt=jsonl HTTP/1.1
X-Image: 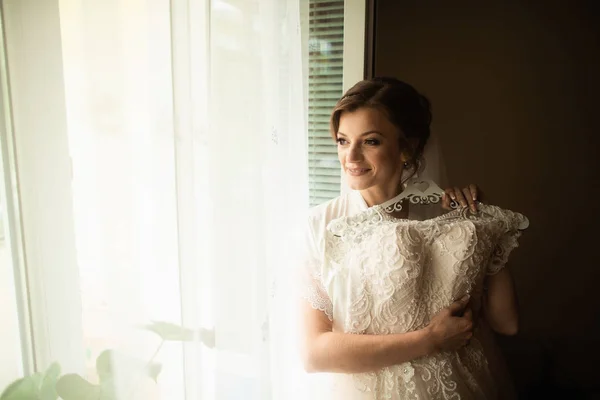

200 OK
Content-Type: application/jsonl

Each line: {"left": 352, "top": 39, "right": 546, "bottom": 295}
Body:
{"left": 4, "top": 0, "right": 308, "bottom": 398}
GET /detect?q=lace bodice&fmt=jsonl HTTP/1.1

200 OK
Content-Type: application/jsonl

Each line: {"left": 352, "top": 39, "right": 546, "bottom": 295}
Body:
{"left": 301, "top": 195, "right": 528, "bottom": 400}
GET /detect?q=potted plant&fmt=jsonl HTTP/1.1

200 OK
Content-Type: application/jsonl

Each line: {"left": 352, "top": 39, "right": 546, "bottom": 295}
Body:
{"left": 0, "top": 322, "right": 214, "bottom": 400}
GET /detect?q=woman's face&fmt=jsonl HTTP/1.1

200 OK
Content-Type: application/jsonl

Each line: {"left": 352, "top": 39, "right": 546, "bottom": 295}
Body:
{"left": 336, "top": 107, "right": 406, "bottom": 199}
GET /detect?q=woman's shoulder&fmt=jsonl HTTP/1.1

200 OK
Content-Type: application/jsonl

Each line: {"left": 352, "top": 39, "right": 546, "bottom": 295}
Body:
{"left": 306, "top": 191, "right": 366, "bottom": 230}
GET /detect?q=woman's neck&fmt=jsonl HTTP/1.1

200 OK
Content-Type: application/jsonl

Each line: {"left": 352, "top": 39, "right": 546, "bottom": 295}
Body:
{"left": 360, "top": 184, "right": 404, "bottom": 208}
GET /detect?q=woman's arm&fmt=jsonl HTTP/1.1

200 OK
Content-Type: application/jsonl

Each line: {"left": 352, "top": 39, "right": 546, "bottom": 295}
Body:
{"left": 442, "top": 184, "right": 519, "bottom": 335}
{"left": 301, "top": 296, "right": 474, "bottom": 374}
{"left": 482, "top": 268, "right": 519, "bottom": 335}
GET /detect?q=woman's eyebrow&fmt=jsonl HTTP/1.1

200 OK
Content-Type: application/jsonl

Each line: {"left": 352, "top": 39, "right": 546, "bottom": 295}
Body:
{"left": 337, "top": 131, "right": 384, "bottom": 137}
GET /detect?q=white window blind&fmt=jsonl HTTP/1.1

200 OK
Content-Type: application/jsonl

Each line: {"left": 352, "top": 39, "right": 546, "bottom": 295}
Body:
{"left": 307, "top": 0, "right": 344, "bottom": 207}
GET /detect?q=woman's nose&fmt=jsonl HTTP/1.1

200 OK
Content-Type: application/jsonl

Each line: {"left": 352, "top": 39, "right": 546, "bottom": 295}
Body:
{"left": 347, "top": 144, "right": 363, "bottom": 162}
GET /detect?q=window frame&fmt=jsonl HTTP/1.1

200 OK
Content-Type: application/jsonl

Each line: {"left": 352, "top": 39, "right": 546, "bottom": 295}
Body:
{"left": 305, "top": 0, "right": 366, "bottom": 205}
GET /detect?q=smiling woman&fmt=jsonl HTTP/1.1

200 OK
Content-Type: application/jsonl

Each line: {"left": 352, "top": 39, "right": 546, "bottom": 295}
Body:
{"left": 336, "top": 108, "right": 408, "bottom": 207}
{"left": 332, "top": 78, "right": 433, "bottom": 207}
{"left": 298, "top": 77, "right": 524, "bottom": 400}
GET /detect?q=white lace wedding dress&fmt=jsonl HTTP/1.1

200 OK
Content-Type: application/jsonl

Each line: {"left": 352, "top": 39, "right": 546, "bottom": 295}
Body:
{"left": 300, "top": 190, "right": 528, "bottom": 400}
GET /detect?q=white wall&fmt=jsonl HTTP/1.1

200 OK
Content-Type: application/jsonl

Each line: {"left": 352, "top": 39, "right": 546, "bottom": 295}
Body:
{"left": 342, "top": 0, "right": 365, "bottom": 91}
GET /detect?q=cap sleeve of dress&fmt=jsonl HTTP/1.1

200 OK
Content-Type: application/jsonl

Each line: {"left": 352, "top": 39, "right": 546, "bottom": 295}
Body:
{"left": 487, "top": 207, "right": 529, "bottom": 275}
{"left": 296, "top": 214, "right": 333, "bottom": 321}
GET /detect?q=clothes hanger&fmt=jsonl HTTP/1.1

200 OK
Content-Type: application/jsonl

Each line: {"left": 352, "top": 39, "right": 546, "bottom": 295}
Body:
{"left": 379, "top": 178, "right": 529, "bottom": 230}
{"left": 379, "top": 177, "right": 458, "bottom": 214}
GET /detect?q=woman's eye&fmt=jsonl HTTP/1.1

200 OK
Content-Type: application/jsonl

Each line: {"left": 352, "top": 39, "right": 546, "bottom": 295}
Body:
{"left": 365, "top": 139, "right": 380, "bottom": 145}
{"left": 336, "top": 138, "right": 347, "bottom": 145}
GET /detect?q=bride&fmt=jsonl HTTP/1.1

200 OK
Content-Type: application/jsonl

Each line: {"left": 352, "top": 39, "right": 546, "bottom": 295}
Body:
{"left": 298, "top": 77, "right": 525, "bottom": 399}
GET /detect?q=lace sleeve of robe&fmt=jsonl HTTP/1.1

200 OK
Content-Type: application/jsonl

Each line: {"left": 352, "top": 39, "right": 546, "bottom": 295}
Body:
{"left": 487, "top": 208, "right": 529, "bottom": 275}
{"left": 297, "top": 215, "right": 333, "bottom": 321}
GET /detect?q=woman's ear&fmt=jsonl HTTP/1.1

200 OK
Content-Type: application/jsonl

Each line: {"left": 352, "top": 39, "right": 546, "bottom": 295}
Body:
{"left": 400, "top": 139, "right": 420, "bottom": 165}
{"left": 399, "top": 151, "right": 408, "bottom": 164}
{"left": 398, "top": 136, "right": 417, "bottom": 162}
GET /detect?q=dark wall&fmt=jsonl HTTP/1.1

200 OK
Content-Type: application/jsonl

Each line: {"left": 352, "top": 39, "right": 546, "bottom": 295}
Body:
{"left": 373, "top": 1, "right": 600, "bottom": 397}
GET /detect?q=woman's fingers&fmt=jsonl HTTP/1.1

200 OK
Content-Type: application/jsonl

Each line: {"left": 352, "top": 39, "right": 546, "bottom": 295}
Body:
{"left": 443, "top": 188, "right": 457, "bottom": 210}
{"left": 447, "top": 295, "right": 470, "bottom": 315}
{"left": 462, "top": 307, "right": 473, "bottom": 320}
{"left": 454, "top": 187, "right": 468, "bottom": 209}
{"left": 441, "top": 192, "right": 451, "bottom": 210}
{"left": 444, "top": 185, "right": 483, "bottom": 211}
{"left": 465, "top": 332, "right": 473, "bottom": 346}
{"left": 462, "top": 186, "right": 477, "bottom": 212}
{"left": 445, "top": 185, "right": 481, "bottom": 212}
{"left": 468, "top": 184, "right": 478, "bottom": 201}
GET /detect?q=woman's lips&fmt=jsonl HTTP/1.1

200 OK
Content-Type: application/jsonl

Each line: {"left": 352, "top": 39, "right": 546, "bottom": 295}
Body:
{"left": 347, "top": 168, "right": 371, "bottom": 176}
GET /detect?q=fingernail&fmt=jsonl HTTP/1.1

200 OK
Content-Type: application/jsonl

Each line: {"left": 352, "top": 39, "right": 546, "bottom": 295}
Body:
{"left": 451, "top": 195, "right": 456, "bottom": 200}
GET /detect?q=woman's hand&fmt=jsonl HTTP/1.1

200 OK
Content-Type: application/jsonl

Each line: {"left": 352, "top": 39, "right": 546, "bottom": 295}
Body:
{"left": 442, "top": 184, "right": 484, "bottom": 212}
{"left": 425, "top": 295, "right": 474, "bottom": 353}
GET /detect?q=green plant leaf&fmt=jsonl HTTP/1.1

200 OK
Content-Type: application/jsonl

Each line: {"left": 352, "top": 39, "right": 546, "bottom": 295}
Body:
{"left": 146, "top": 363, "right": 162, "bottom": 383}
{"left": 1, "top": 373, "right": 44, "bottom": 400}
{"left": 199, "top": 328, "right": 216, "bottom": 348}
{"left": 95, "top": 349, "right": 162, "bottom": 383}
{"left": 40, "top": 363, "right": 61, "bottom": 400}
{"left": 29, "top": 373, "right": 44, "bottom": 393}
{"left": 0, "top": 377, "right": 37, "bottom": 400}
{"left": 1, "top": 363, "right": 61, "bottom": 400}
{"left": 56, "top": 374, "right": 101, "bottom": 400}
{"left": 95, "top": 350, "right": 113, "bottom": 384}
{"left": 143, "top": 321, "right": 215, "bottom": 347}
{"left": 142, "top": 321, "right": 196, "bottom": 341}
{"left": 0, "top": 378, "right": 25, "bottom": 400}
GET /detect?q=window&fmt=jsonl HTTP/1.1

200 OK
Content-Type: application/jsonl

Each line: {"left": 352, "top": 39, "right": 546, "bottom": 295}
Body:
{"left": 0, "top": 1, "right": 365, "bottom": 398}
{"left": 305, "top": 0, "right": 366, "bottom": 207}
{"left": 306, "top": 0, "right": 344, "bottom": 207}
